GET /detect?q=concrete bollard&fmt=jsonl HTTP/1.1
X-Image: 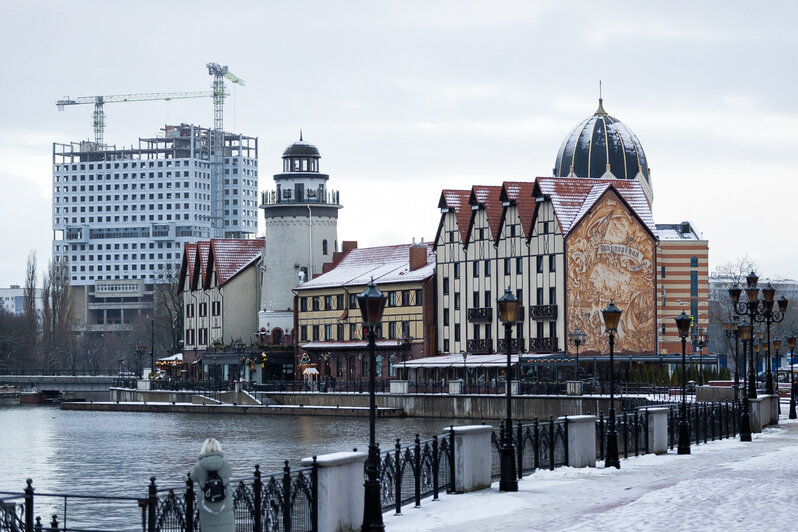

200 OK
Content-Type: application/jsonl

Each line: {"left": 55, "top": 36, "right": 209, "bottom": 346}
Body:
{"left": 760, "top": 396, "right": 772, "bottom": 429}
{"left": 645, "top": 408, "right": 669, "bottom": 454}
{"left": 301, "top": 451, "right": 366, "bottom": 532}
{"left": 770, "top": 395, "right": 780, "bottom": 425}
{"left": 749, "top": 397, "right": 763, "bottom": 433}
{"left": 448, "top": 425, "right": 493, "bottom": 493}
{"left": 560, "top": 415, "right": 596, "bottom": 467}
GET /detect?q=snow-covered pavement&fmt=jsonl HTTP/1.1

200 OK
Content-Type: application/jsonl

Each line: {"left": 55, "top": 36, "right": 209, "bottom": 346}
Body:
{"left": 384, "top": 417, "right": 798, "bottom": 531}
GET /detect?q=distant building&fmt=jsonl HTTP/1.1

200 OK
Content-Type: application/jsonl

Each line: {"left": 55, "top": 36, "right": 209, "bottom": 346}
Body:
{"left": 0, "top": 285, "right": 43, "bottom": 316}
{"left": 52, "top": 123, "right": 258, "bottom": 333}
{"left": 295, "top": 242, "right": 435, "bottom": 381}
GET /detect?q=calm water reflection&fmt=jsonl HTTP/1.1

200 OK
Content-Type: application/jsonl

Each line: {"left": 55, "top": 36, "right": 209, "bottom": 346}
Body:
{"left": 1, "top": 406, "right": 479, "bottom": 528}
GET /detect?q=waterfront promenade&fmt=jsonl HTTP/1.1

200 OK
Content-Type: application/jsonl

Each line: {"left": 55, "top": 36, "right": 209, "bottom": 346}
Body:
{"left": 384, "top": 418, "right": 798, "bottom": 531}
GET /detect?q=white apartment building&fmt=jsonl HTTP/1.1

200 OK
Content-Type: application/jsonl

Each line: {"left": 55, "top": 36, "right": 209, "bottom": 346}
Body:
{"left": 51, "top": 124, "right": 258, "bottom": 331}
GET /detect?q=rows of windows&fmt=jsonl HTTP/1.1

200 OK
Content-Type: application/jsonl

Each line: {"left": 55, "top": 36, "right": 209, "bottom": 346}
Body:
{"left": 299, "top": 320, "right": 412, "bottom": 342}
{"left": 300, "top": 289, "right": 422, "bottom": 312}
{"left": 445, "top": 255, "right": 551, "bottom": 286}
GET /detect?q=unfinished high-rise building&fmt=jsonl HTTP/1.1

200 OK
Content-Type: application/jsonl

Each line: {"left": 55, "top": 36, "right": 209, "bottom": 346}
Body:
{"left": 52, "top": 123, "right": 258, "bottom": 332}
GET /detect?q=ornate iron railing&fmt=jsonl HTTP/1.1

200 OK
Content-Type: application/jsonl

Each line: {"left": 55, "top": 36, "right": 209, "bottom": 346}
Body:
{"left": 528, "top": 337, "right": 558, "bottom": 353}
{"left": 497, "top": 338, "right": 525, "bottom": 352}
{"left": 528, "top": 304, "right": 557, "bottom": 320}
{"left": 377, "top": 429, "right": 454, "bottom": 514}
{"left": 466, "top": 339, "right": 491, "bottom": 354}
{"left": 488, "top": 417, "right": 568, "bottom": 480}
{"left": 467, "top": 307, "right": 493, "bottom": 323}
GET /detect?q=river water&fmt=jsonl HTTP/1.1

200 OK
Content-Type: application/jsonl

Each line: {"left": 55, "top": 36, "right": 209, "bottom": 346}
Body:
{"left": 1, "top": 406, "right": 475, "bottom": 529}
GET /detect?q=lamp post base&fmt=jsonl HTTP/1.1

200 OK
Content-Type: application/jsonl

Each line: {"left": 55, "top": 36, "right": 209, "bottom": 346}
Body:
{"left": 499, "top": 443, "right": 518, "bottom": 492}
{"left": 677, "top": 419, "right": 691, "bottom": 455}
{"left": 605, "top": 431, "right": 620, "bottom": 469}
{"left": 740, "top": 401, "right": 752, "bottom": 442}
{"left": 790, "top": 398, "right": 797, "bottom": 420}
{"left": 765, "top": 372, "right": 774, "bottom": 396}
{"left": 361, "top": 476, "right": 384, "bottom": 531}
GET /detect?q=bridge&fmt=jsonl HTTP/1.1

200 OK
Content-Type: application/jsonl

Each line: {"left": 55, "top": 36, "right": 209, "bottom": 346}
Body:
{"left": 0, "top": 375, "right": 116, "bottom": 402}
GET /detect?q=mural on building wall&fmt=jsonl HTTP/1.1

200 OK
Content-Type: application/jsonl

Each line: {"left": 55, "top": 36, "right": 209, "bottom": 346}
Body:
{"left": 566, "top": 192, "right": 655, "bottom": 354}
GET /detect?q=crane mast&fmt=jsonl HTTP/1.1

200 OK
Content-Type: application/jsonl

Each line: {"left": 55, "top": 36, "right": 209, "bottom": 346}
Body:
{"left": 206, "top": 62, "right": 245, "bottom": 238}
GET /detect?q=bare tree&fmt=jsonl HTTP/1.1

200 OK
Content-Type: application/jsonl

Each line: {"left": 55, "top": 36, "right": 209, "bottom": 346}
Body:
{"left": 153, "top": 263, "right": 184, "bottom": 357}
{"left": 40, "top": 258, "right": 74, "bottom": 371}
{"left": 22, "top": 251, "right": 38, "bottom": 368}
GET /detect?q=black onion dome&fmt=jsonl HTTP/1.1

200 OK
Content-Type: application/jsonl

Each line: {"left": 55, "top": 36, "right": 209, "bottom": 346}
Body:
{"left": 554, "top": 99, "right": 649, "bottom": 185}
{"left": 282, "top": 135, "right": 321, "bottom": 158}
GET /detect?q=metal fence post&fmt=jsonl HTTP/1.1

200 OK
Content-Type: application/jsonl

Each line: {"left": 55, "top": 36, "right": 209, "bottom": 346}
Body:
{"left": 34, "top": 516, "right": 42, "bottom": 532}
{"left": 448, "top": 426, "right": 456, "bottom": 494}
{"left": 414, "top": 434, "right": 422, "bottom": 508}
{"left": 643, "top": 410, "right": 650, "bottom": 454}
{"left": 516, "top": 421, "right": 523, "bottom": 479}
{"left": 282, "top": 461, "right": 292, "bottom": 532}
{"left": 548, "top": 416, "right": 555, "bottom": 471}
{"left": 24, "top": 479, "right": 34, "bottom": 532}
{"left": 633, "top": 410, "right": 640, "bottom": 457}
{"left": 147, "top": 477, "right": 157, "bottom": 532}
{"left": 48, "top": 514, "right": 58, "bottom": 532}
{"left": 432, "top": 436, "right": 440, "bottom": 501}
{"left": 185, "top": 473, "right": 194, "bottom": 532}
{"left": 394, "top": 439, "right": 403, "bottom": 515}
{"left": 253, "top": 465, "right": 262, "bottom": 532}
{"left": 598, "top": 413, "right": 604, "bottom": 461}
{"left": 533, "top": 418, "right": 540, "bottom": 471}
{"left": 563, "top": 416, "right": 569, "bottom": 467}
{"left": 622, "top": 412, "right": 629, "bottom": 458}
{"left": 703, "top": 404, "right": 708, "bottom": 444}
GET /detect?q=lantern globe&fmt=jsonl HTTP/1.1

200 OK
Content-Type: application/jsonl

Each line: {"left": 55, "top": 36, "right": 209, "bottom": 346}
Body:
{"left": 778, "top": 295, "right": 789, "bottom": 313}
{"left": 497, "top": 288, "right": 519, "bottom": 324}
{"left": 357, "top": 279, "right": 387, "bottom": 328}
{"left": 746, "top": 271, "right": 759, "bottom": 289}
{"left": 675, "top": 311, "right": 691, "bottom": 338}
{"left": 602, "top": 301, "right": 622, "bottom": 332}
{"left": 739, "top": 324, "right": 752, "bottom": 341}
{"left": 728, "top": 284, "right": 742, "bottom": 305}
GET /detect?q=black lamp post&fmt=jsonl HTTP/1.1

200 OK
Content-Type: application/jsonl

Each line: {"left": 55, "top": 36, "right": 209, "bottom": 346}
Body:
{"left": 788, "top": 336, "right": 797, "bottom": 419}
{"left": 724, "top": 319, "right": 741, "bottom": 403}
{"left": 135, "top": 342, "right": 145, "bottom": 379}
{"left": 568, "top": 327, "right": 587, "bottom": 381}
{"left": 754, "top": 337, "right": 762, "bottom": 394}
{"left": 357, "top": 278, "right": 387, "bottom": 532}
{"left": 729, "top": 273, "right": 788, "bottom": 397}
{"left": 497, "top": 288, "right": 519, "bottom": 491}
{"left": 773, "top": 337, "right": 782, "bottom": 401}
{"left": 675, "top": 311, "right": 692, "bottom": 454}
{"left": 738, "top": 323, "right": 753, "bottom": 441}
{"left": 602, "top": 301, "right": 622, "bottom": 469}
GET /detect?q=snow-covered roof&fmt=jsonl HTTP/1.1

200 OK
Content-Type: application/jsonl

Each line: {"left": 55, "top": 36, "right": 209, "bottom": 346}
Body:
{"left": 402, "top": 353, "right": 521, "bottom": 368}
{"left": 655, "top": 222, "right": 704, "bottom": 241}
{"left": 297, "top": 242, "right": 435, "bottom": 290}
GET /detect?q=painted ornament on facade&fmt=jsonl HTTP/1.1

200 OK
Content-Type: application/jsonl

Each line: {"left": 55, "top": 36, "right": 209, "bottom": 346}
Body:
{"left": 566, "top": 193, "right": 655, "bottom": 354}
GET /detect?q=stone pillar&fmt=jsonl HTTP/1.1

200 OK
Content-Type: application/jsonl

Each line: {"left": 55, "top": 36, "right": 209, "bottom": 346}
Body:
{"left": 760, "top": 396, "right": 772, "bottom": 428}
{"left": 389, "top": 380, "right": 409, "bottom": 394}
{"left": 510, "top": 380, "right": 519, "bottom": 396}
{"left": 645, "top": 407, "right": 669, "bottom": 454}
{"left": 566, "top": 381, "right": 583, "bottom": 396}
{"left": 449, "top": 425, "right": 493, "bottom": 493}
{"left": 448, "top": 381, "right": 463, "bottom": 395}
{"left": 749, "top": 397, "right": 763, "bottom": 433}
{"left": 561, "top": 415, "right": 596, "bottom": 467}
{"left": 301, "top": 451, "right": 366, "bottom": 532}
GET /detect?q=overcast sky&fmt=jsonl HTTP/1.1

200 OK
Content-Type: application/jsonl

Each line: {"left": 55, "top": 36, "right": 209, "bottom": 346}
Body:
{"left": 1, "top": 1, "right": 797, "bottom": 286}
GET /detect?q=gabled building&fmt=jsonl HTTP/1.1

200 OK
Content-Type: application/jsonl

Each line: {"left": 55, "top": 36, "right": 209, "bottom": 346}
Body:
{"left": 295, "top": 242, "right": 435, "bottom": 381}
{"left": 179, "top": 238, "right": 267, "bottom": 380}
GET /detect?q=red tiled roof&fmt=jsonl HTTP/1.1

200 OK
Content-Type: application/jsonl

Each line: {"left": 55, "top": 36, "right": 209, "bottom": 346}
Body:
{"left": 178, "top": 243, "right": 197, "bottom": 293}
{"left": 208, "top": 238, "right": 265, "bottom": 287}
{"left": 194, "top": 241, "right": 211, "bottom": 289}
{"left": 438, "top": 189, "right": 472, "bottom": 244}
{"left": 469, "top": 185, "right": 503, "bottom": 242}
{"left": 297, "top": 242, "right": 435, "bottom": 290}
{"left": 501, "top": 181, "right": 537, "bottom": 238}
{"left": 534, "top": 177, "right": 655, "bottom": 236}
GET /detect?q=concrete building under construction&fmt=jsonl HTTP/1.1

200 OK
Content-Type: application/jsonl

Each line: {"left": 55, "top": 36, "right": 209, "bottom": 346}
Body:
{"left": 51, "top": 123, "right": 258, "bottom": 332}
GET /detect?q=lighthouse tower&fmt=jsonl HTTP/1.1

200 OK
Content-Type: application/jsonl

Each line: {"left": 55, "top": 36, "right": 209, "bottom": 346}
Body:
{"left": 258, "top": 135, "right": 342, "bottom": 339}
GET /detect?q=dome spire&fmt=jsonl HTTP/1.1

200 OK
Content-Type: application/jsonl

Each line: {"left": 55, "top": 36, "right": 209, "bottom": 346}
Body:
{"left": 300, "top": 129, "right": 303, "bottom": 141}
{"left": 595, "top": 80, "right": 607, "bottom": 116}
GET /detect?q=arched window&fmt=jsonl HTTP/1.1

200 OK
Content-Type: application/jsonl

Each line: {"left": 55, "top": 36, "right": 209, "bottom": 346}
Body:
{"left": 376, "top": 355, "right": 383, "bottom": 377}
{"left": 322, "top": 239, "right": 328, "bottom": 255}
{"left": 388, "top": 354, "right": 396, "bottom": 377}
{"left": 272, "top": 328, "right": 283, "bottom": 346}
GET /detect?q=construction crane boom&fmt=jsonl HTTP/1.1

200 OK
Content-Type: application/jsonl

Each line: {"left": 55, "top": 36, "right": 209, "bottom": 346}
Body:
{"left": 56, "top": 90, "right": 216, "bottom": 145}
{"left": 206, "top": 63, "right": 245, "bottom": 238}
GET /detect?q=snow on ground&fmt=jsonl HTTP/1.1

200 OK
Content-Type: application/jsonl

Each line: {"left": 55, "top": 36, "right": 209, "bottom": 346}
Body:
{"left": 384, "top": 417, "right": 798, "bottom": 531}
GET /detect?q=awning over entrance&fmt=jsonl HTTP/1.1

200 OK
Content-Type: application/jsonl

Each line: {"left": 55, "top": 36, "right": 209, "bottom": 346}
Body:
{"left": 402, "top": 353, "right": 520, "bottom": 369}
{"left": 158, "top": 353, "right": 183, "bottom": 363}
{"left": 301, "top": 340, "right": 404, "bottom": 350}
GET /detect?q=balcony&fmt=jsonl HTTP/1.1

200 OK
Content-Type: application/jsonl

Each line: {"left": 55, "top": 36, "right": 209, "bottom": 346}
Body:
{"left": 528, "top": 304, "right": 557, "bottom": 321}
{"left": 528, "top": 337, "right": 558, "bottom": 353}
{"left": 467, "top": 307, "right": 493, "bottom": 323}
{"left": 466, "top": 339, "right": 492, "bottom": 354}
{"left": 497, "top": 338, "right": 525, "bottom": 352}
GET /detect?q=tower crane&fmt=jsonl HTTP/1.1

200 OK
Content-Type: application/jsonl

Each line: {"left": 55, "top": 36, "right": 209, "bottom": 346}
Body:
{"left": 206, "top": 63, "right": 245, "bottom": 237}
{"left": 56, "top": 91, "right": 216, "bottom": 146}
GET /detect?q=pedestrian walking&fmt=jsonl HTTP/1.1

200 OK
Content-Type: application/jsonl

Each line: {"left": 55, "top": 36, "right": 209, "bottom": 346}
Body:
{"left": 190, "top": 438, "right": 234, "bottom": 532}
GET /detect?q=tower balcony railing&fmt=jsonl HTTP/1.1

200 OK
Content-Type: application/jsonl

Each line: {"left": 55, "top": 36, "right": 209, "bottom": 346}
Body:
{"left": 467, "top": 306, "right": 524, "bottom": 323}
{"left": 497, "top": 338, "right": 525, "bottom": 351}
{"left": 466, "top": 339, "right": 492, "bottom": 354}
{"left": 261, "top": 189, "right": 340, "bottom": 206}
{"left": 528, "top": 336, "right": 558, "bottom": 353}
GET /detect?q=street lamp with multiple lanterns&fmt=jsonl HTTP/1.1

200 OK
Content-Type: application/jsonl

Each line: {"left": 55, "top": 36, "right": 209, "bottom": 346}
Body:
{"left": 737, "top": 322, "right": 753, "bottom": 441}
{"left": 692, "top": 327, "right": 708, "bottom": 386}
{"left": 723, "top": 318, "right": 741, "bottom": 403}
{"left": 602, "top": 301, "right": 622, "bottom": 469}
{"left": 675, "top": 310, "right": 692, "bottom": 454}
{"left": 357, "top": 278, "right": 388, "bottom": 532}
{"left": 568, "top": 327, "right": 587, "bottom": 381}
{"left": 497, "top": 288, "right": 520, "bottom": 491}
{"left": 788, "top": 336, "right": 797, "bottom": 419}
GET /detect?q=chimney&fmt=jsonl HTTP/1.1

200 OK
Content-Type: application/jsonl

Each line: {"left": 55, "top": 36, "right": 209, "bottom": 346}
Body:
{"left": 342, "top": 241, "right": 358, "bottom": 254}
{"left": 409, "top": 245, "right": 427, "bottom": 271}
